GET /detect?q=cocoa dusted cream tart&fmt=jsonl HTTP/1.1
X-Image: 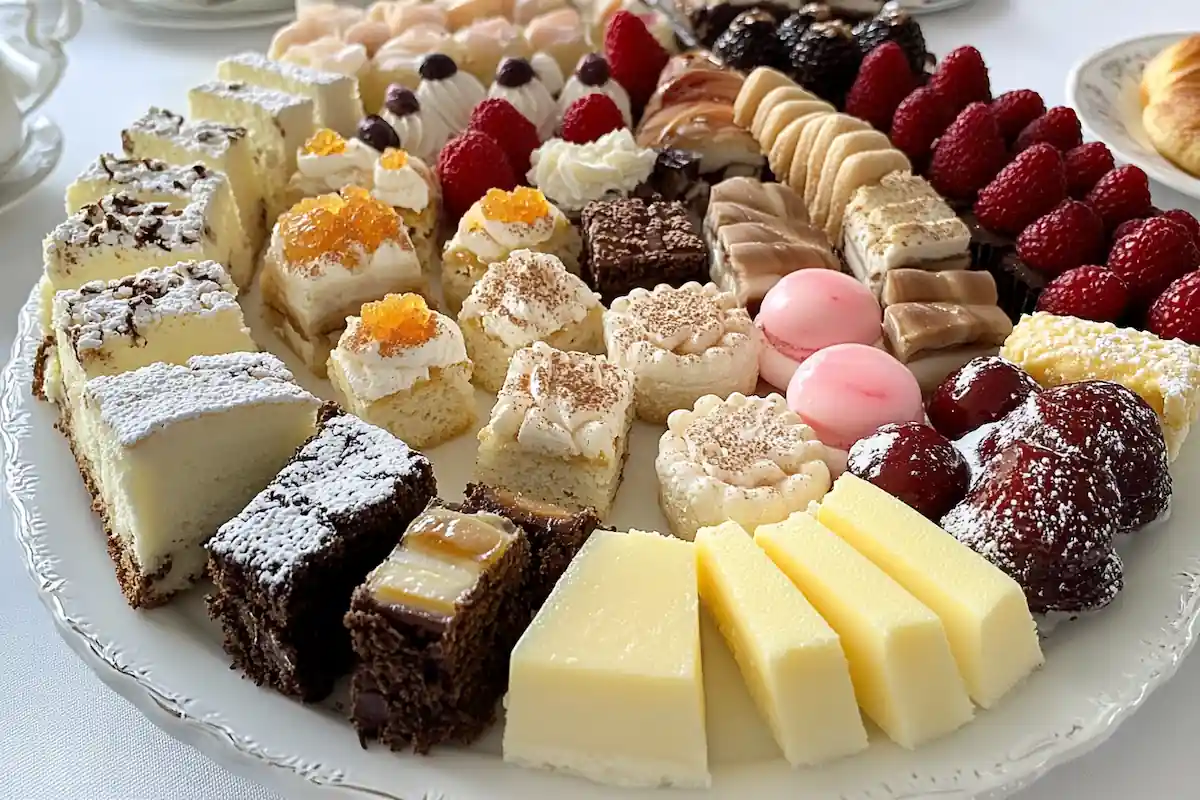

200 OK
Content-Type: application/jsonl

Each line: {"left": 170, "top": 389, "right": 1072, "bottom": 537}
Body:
{"left": 441, "top": 187, "right": 581, "bottom": 315}
{"left": 458, "top": 250, "right": 603, "bottom": 393}
{"left": 328, "top": 294, "right": 476, "bottom": 450}
{"left": 604, "top": 282, "right": 760, "bottom": 424}
{"left": 475, "top": 342, "right": 635, "bottom": 517}
{"left": 657, "top": 393, "right": 832, "bottom": 541}
{"left": 260, "top": 186, "right": 428, "bottom": 376}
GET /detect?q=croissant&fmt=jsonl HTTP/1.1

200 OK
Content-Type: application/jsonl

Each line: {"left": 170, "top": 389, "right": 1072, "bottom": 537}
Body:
{"left": 1141, "top": 34, "right": 1200, "bottom": 177}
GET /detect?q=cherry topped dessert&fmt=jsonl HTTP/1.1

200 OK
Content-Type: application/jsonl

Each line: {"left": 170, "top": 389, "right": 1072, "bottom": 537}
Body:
{"left": 926, "top": 355, "right": 1040, "bottom": 441}
{"left": 847, "top": 422, "right": 969, "bottom": 521}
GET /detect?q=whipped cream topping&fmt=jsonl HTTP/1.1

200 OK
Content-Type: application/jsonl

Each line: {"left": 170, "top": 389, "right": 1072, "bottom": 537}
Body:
{"left": 294, "top": 136, "right": 378, "bottom": 193}
{"left": 530, "top": 52, "right": 565, "bottom": 97}
{"left": 460, "top": 250, "right": 600, "bottom": 347}
{"left": 528, "top": 129, "right": 656, "bottom": 212}
{"left": 489, "top": 341, "right": 634, "bottom": 460}
{"left": 332, "top": 313, "right": 468, "bottom": 401}
{"left": 488, "top": 77, "right": 557, "bottom": 139}
{"left": 372, "top": 153, "right": 431, "bottom": 212}
{"left": 558, "top": 75, "right": 633, "bottom": 128}
{"left": 417, "top": 68, "right": 486, "bottom": 133}
{"left": 447, "top": 195, "right": 566, "bottom": 263}
{"left": 379, "top": 106, "right": 449, "bottom": 164}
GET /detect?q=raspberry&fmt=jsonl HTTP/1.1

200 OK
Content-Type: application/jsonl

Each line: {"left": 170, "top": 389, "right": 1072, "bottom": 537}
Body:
{"left": 605, "top": 10, "right": 669, "bottom": 110}
{"left": 889, "top": 86, "right": 953, "bottom": 164}
{"left": 1110, "top": 217, "right": 1148, "bottom": 251}
{"left": 929, "top": 45, "right": 990, "bottom": 113}
{"left": 1064, "top": 142, "right": 1114, "bottom": 198}
{"left": 973, "top": 143, "right": 1067, "bottom": 236}
{"left": 561, "top": 94, "right": 626, "bottom": 144}
{"left": 845, "top": 42, "right": 917, "bottom": 131}
{"left": 1107, "top": 217, "right": 1200, "bottom": 305}
{"left": 436, "top": 130, "right": 518, "bottom": 219}
{"left": 1013, "top": 106, "right": 1083, "bottom": 153}
{"left": 1147, "top": 271, "right": 1200, "bottom": 345}
{"left": 1162, "top": 209, "right": 1200, "bottom": 249}
{"left": 1016, "top": 200, "right": 1106, "bottom": 276}
{"left": 1086, "top": 164, "right": 1153, "bottom": 230}
{"left": 928, "top": 102, "right": 1009, "bottom": 201}
{"left": 467, "top": 99, "right": 540, "bottom": 178}
{"left": 1035, "top": 266, "right": 1130, "bottom": 322}
{"left": 991, "top": 89, "right": 1045, "bottom": 141}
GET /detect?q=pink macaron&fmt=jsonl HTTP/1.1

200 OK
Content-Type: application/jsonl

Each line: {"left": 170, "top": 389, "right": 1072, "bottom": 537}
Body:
{"left": 787, "top": 343, "right": 925, "bottom": 473}
{"left": 756, "top": 269, "right": 883, "bottom": 391}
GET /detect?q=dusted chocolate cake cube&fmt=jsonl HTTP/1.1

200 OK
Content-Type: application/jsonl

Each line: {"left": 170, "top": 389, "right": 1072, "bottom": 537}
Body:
{"left": 580, "top": 196, "right": 709, "bottom": 302}
{"left": 344, "top": 502, "right": 531, "bottom": 753}
{"left": 461, "top": 483, "right": 602, "bottom": 614}
{"left": 206, "top": 404, "right": 436, "bottom": 702}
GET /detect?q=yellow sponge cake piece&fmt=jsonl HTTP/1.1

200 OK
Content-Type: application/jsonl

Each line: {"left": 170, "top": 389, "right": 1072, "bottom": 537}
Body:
{"left": 817, "top": 474, "right": 1044, "bottom": 709}
{"left": 756, "top": 512, "right": 973, "bottom": 749}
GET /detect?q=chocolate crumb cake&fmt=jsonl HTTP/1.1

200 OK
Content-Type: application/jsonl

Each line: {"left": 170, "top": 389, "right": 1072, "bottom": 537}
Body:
{"left": 207, "top": 404, "right": 436, "bottom": 702}
{"left": 344, "top": 501, "right": 531, "bottom": 752}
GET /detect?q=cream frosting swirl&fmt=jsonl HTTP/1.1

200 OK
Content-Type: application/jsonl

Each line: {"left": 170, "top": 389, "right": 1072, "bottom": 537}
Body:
{"left": 558, "top": 75, "right": 633, "bottom": 127}
{"left": 530, "top": 52, "right": 565, "bottom": 97}
{"left": 379, "top": 107, "right": 448, "bottom": 164}
{"left": 488, "top": 78, "right": 557, "bottom": 139}
{"left": 331, "top": 314, "right": 468, "bottom": 401}
{"left": 417, "top": 70, "right": 486, "bottom": 134}
{"left": 527, "top": 128, "right": 656, "bottom": 212}
{"left": 294, "top": 136, "right": 378, "bottom": 193}
{"left": 372, "top": 154, "right": 431, "bottom": 212}
{"left": 449, "top": 196, "right": 566, "bottom": 263}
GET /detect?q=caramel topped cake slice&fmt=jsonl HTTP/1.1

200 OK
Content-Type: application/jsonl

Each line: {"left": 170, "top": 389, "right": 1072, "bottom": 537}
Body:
{"left": 345, "top": 502, "right": 530, "bottom": 752}
{"left": 883, "top": 302, "right": 1013, "bottom": 393}
{"left": 207, "top": 406, "right": 436, "bottom": 701}
{"left": 218, "top": 51, "right": 364, "bottom": 137}
{"left": 881, "top": 268, "right": 999, "bottom": 307}
{"left": 65, "top": 155, "right": 254, "bottom": 286}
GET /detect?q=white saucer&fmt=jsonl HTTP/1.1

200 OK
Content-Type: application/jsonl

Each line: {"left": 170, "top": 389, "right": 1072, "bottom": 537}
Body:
{"left": 1067, "top": 32, "right": 1200, "bottom": 200}
{"left": 0, "top": 115, "right": 62, "bottom": 217}
{"left": 90, "top": 0, "right": 294, "bottom": 30}
{"left": 897, "top": 0, "right": 979, "bottom": 14}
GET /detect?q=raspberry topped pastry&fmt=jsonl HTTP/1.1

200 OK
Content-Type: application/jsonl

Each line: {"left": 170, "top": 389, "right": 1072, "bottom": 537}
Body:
{"left": 657, "top": 393, "right": 831, "bottom": 541}
{"left": 604, "top": 282, "right": 759, "bottom": 423}
{"left": 459, "top": 250, "right": 603, "bottom": 393}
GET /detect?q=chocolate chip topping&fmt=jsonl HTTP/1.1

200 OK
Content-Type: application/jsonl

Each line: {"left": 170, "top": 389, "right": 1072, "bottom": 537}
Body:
{"left": 495, "top": 57, "right": 535, "bottom": 88}
{"left": 575, "top": 53, "right": 610, "bottom": 87}
{"left": 356, "top": 114, "right": 400, "bottom": 152}
{"left": 420, "top": 53, "right": 458, "bottom": 81}
{"left": 384, "top": 84, "right": 420, "bottom": 117}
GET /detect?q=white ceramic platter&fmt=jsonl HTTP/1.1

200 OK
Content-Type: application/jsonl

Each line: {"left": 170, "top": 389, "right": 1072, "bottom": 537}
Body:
{"left": 89, "top": 0, "right": 294, "bottom": 30}
{"left": 1066, "top": 32, "right": 1200, "bottom": 200}
{"left": 5, "top": 273, "right": 1200, "bottom": 800}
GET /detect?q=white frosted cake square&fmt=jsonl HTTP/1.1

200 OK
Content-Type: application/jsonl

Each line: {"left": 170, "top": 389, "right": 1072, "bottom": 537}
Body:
{"left": 217, "top": 51, "right": 364, "bottom": 137}
{"left": 458, "top": 249, "right": 603, "bottom": 393}
{"left": 75, "top": 352, "right": 320, "bottom": 608}
{"left": 475, "top": 342, "right": 634, "bottom": 517}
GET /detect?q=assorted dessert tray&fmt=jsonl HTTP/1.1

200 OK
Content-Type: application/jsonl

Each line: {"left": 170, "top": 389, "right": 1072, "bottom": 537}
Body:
{"left": 8, "top": 0, "right": 1200, "bottom": 797}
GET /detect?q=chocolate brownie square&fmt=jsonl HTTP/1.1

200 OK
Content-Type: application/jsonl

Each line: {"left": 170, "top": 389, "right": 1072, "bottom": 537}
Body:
{"left": 206, "top": 404, "right": 436, "bottom": 702}
{"left": 581, "top": 196, "right": 709, "bottom": 301}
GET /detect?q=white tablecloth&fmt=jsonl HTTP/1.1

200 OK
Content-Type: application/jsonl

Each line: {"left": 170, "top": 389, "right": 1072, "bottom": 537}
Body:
{"left": 3, "top": 2, "right": 1200, "bottom": 797}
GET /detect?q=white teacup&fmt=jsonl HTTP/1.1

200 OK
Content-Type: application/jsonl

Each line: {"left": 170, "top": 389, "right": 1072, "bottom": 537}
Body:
{"left": 0, "top": 0, "right": 80, "bottom": 166}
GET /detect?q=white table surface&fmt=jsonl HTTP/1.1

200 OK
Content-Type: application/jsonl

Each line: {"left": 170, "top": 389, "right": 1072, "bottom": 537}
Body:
{"left": 3, "top": 2, "right": 1200, "bottom": 798}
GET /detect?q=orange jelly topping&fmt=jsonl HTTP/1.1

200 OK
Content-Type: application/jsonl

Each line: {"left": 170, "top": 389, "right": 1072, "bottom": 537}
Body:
{"left": 303, "top": 128, "right": 347, "bottom": 156}
{"left": 480, "top": 187, "right": 550, "bottom": 225}
{"left": 380, "top": 148, "right": 410, "bottom": 170}
{"left": 278, "top": 186, "right": 403, "bottom": 269}
{"left": 358, "top": 293, "right": 437, "bottom": 355}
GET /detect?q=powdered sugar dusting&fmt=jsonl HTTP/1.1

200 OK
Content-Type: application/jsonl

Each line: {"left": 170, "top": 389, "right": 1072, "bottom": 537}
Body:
{"left": 45, "top": 193, "right": 212, "bottom": 267}
{"left": 123, "top": 107, "right": 247, "bottom": 158}
{"left": 74, "top": 155, "right": 218, "bottom": 198}
{"left": 192, "top": 80, "right": 312, "bottom": 116}
{"left": 846, "top": 428, "right": 900, "bottom": 479}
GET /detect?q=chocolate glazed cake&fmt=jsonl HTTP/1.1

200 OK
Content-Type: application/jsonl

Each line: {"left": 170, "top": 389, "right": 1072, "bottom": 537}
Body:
{"left": 345, "top": 502, "right": 531, "bottom": 753}
{"left": 206, "top": 404, "right": 436, "bottom": 702}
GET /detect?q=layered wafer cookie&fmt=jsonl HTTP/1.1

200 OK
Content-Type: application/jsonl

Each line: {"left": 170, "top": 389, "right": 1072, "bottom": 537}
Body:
{"left": 788, "top": 111, "right": 837, "bottom": 194}
{"left": 734, "top": 67, "right": 795, "bottom": 128}
{"left": 768, "top": 112, "right": 828, "bottom": 179}
{"left": 811, "top": 130, "right": 893, "bottom": 228}
{"left": 881, "top": 269, "right": 998, "bottom": 307}
{"left": 803, "top": 115, "right": 871, "bottom": 208}
{"left": 760, "top": 100, "right": 835, "bottom": 154}
{"left": 824, "top": 149, "right": 913, "bottom": 242}
{"left": 751, "top": 86, "right": 819, "bottom": 139}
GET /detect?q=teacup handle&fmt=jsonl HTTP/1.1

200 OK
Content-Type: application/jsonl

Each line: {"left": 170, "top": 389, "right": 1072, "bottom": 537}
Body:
{"left": 0, "top": 0, "right": 81, "bottom": 116}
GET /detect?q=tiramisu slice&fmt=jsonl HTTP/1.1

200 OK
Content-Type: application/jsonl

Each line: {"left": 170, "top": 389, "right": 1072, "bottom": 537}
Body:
{"left": 74, "top": 353, "right": 320, "bottom": 608}
{"left": 842, "top": 171, "right": 971, "bottom": 296}
{"left": 328, "top": 294, "right": 477, "bottom": 450}
{"left": 458, "top": 250, "right": 603, "bottom": 393}
{"left": 188, "top": 81, "right": 316, "bottom": 221}
{"left": 65, "top": 155, "right": 253, "bottom": 287}
{"left": 604, "top": 282, "right": 759, "bottom": 423}
{"left": 121, "top": 108, "right": 265, "bottom": 250}
{"left": 704, "top": 177, "right": 840, "bottom": 316}
{"left": 441, "top": 187, "right": 580, "bottom": 314}
{"left": 260, "top": 187, "right": 427, "bottom": 376}
{"left": 207, "top": 405, "right": 436, "bottom": 702}
{"left": 346, "top": 501, "right": 530, "bottom": 752}
{"left": 217, "top": 51, "right": 365, "bottom": 137}
{"left": 475, "top": 342, "right": 635, "bottom": 517}
{"left": 657, "top": 392, "right": 831, "bottom": 541}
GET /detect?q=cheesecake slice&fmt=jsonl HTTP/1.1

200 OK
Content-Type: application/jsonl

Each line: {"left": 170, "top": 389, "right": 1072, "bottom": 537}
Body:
{"left": 188, "top": 81, "right": 315, "bottom": 222}
{"left": 503, "top": 529, "right": 710, "bottom": 789}
{"left": 122, "top": 107, "right": 265, "bottom": 251}
{"left": 76, "top": 352, "right": 320, "bottom": 608}
{"left": 755, "top": 511, "right": 974, "bottom": 749}
{"left": 217, "top": 52, "right": 364, "bottom": 137}
{"left": 65, "top": 155, "right": 254, "bottom": 287}
{"left": 696, "top": 520, "right": 866, "bottom": 766}
{"left": 817, "top": 474, "right": 1044, "bottom": 708}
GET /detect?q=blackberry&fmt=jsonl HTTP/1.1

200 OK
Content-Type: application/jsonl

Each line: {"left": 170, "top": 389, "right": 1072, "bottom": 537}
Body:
{"left": 713, "top": 9, "right": 786, "bottom": 72}
{"left": 788, "top": 20, "right": 862, "bottom": 107}
{"left": 776, "top": 3, "right": 833, "bottom": 54}
{"left": 853, "top": 1, "right": 933, "bottom": 75}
